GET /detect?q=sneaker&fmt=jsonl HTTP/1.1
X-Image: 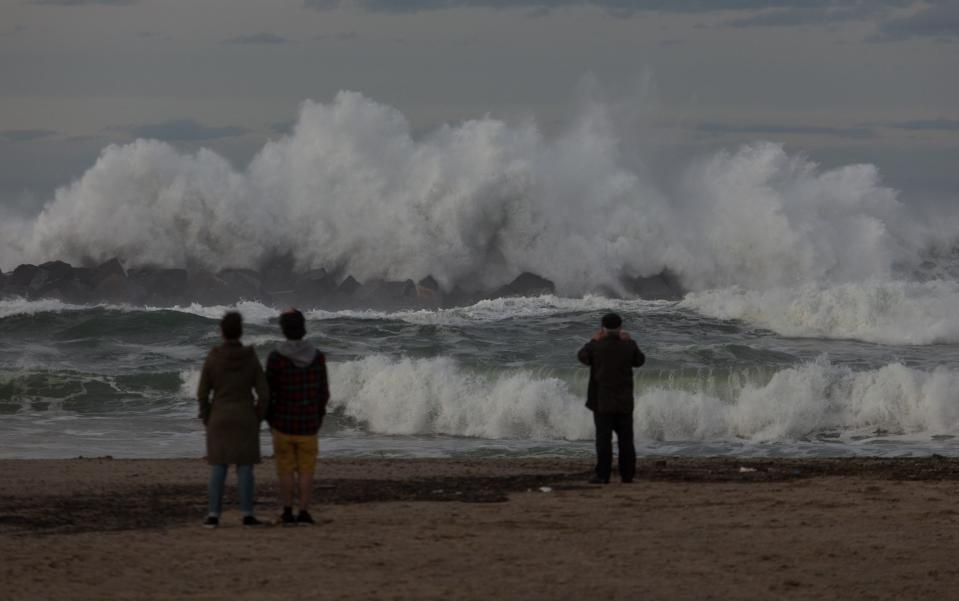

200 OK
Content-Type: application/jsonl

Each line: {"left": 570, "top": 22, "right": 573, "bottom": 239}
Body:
{"left": 296, "top": 510, "right": 315, "bottom": 525}
{"left": 588, "top": 476, "right": 609, "bottom": 484}
{"left": 242, "top": 516, "right": 263, "bottom": 527}
{"left": 621, "top": 478, "right": 634, "bottom": 484}
{"left": 280, "top": 510, "right": 296, "bottom": 527}
{"left": 202, "top": 516, "right": 219, "bottom": 529}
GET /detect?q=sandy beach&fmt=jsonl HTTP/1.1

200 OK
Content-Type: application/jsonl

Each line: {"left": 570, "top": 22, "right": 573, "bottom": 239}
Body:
{"left": 2, "top": 456, "right": 959, "bottom": 600}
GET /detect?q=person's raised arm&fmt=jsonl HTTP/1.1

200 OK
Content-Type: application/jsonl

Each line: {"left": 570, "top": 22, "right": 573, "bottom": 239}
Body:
{"left": 577, "top": 341, "right": 593, "bottom": 366}
{"left": 632, "top": 341, "right": 646, "bottom": 368}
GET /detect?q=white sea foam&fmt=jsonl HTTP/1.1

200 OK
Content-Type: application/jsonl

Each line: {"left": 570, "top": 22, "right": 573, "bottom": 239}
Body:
{"left": 682, "top": 280, "right": 959, "bottom": 345}
{"left": 330, "top": 356, "right": 593, "bottom": 440}
{"left": 153, "top": 300, "right": 280, "bottom": 325}
{"left": 14, "top": 356, "right": 959, "bottom": 446}
{"left": 179, "top": 368, "right": 201, "bottom": 400}
{"left": 2, "top": 91, "right": 944, "bottom": 295}
{"left": 306, "top": 294, "right": 668, "bottom": 325}
{"left": 0, "top": 294, "right": 665, "bottom": 325}
{"left": 0, "top": 297, "right": 281, "bottom": 324}
{"left": 323, "top": 356, "right": 959, "bottom": 442}
{"left": 0, "top": 297, "right": 92, "bottom": 319}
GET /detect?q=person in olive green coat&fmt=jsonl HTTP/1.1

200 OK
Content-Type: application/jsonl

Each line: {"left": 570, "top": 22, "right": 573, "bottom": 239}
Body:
{"left": 197, "top": 311, "right": 270, "bottom": 528}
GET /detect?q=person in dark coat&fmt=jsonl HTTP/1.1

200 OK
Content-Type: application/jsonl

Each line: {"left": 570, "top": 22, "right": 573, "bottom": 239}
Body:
{"left": 577, "top": 312, "right": 645, "bottom": 484}
{"left": 197, "top": 311, "right": 270, "bottom": 528}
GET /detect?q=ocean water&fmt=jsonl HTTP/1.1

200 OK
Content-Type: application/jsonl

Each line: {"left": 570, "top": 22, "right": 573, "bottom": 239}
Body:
{"left": 2, "top": 92, "right": 959, "bottom": 459}
{"left": 3, "top": 291, "right": 959, "bottom": 459}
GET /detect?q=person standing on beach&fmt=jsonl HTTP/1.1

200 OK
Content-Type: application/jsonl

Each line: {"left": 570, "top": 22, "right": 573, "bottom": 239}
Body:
{"left": 577, "top": 312, "right": 645, "bottom": 484}
{"left": 197, "top": 311, "right": 270, "bottom": 528}
{"left": 265, "top": 308, "right": 330, "bottom": 526}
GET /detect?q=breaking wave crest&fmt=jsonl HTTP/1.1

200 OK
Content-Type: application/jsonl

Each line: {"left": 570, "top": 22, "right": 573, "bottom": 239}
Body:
{"left": 3, "top": 91, "right": 947, "bottom": 295}
{"left": 682, "top": 280, "right": 959, "bottom": 345}
{"left": 8, "top": 356, "right": 959, "bottom": 447}
{"left": 4, "top": 287, "right": 959, "bottom": 347}
{"left": 0, "top": 294, "right": 665, "bottom": 326}
{"left": 326, "top": 356, "right": 959, "bottom": 442}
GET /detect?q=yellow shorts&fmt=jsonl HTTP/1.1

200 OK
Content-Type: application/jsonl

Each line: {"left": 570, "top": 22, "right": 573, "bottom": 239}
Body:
{"left": 271, "top": 429, "right": 318, "bottom": 475}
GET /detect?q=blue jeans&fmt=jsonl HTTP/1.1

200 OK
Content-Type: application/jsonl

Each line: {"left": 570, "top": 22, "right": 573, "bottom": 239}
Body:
{"left": 208, "top": 464, "right": 255, "bottom": 517}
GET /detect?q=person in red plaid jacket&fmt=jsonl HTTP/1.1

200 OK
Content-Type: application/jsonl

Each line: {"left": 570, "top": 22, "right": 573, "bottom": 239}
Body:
{"left": 266, "top": 308, "right": 330, "bottom": 526}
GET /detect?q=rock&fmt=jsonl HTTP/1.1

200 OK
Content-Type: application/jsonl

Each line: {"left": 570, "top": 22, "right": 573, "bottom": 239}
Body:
{"left": 417, "top": 275, "right": 439, "bottom": 291}
{"left": 337, "top": 275, "right": 361, "bottom": 297}
{"left": 47, "top": 279, "right": 95, "bottom": 304}
{"left": 37, "top": 260, "right": 74, "bottom": 281}
{"left": 491, "top": 272, "right": 555, "bottom": 298}
{"left": 291, "top": 268, "right": 335, "bottom": 307}
{"left": 73, "top": 267, "right": 93, "bottom": 284}
{"left": 324, "top": 276, "right": 423, "bottom": 310}
{"left": 186, "top": 271, "right": 234, "bottom": 305}
{"left": 445, "top": 285, "right": 481, "bottom": 308}
{"left": 90, "top": 258, "right": 126, "bottom": 286}
{"left": 128, "top": 267, "right": 189, "bottom": 305}
{"left": 24, "top": 261, "right": 84, "bottom": 300}
{"left": 218, "top": 269, "right": 264, "bottom": 302}
{"left": 412, "top": 275, "right": 443, "bottom": 307}
{"left": 354, "top": 278, "right": 417, "bottom": 309}
{"left": 94, "top": 273, "right": 145, "bottom": 304}
{"left": 28, "top": 261, "right": 99, "bottom": 304}
{"left": 9, "top": 264, "right": 39, "bottom": 289}
{"left": 416, "top": 275, "right": 440, "bottom": 299}
{"left": 624, "top": 270, "right": 684, "bottom": 300}
{"left": 259, "top": 254, "right": 296, "bottom": 294}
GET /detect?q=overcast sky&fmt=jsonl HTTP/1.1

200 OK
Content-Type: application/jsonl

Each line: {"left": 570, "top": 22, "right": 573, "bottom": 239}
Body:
{"left": 0, "top": 0, "right": 956, "bottom": 212}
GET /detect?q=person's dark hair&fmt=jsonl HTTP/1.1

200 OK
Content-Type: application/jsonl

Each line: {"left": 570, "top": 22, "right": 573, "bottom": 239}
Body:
{"left": 601, "top": 312, "right": 622, "bottom": 330}
{"left": 279, "top": 308, "right": 306, "bottom": 341}
{"left": 220, "top": 311, "right": 243, "bottom": 341}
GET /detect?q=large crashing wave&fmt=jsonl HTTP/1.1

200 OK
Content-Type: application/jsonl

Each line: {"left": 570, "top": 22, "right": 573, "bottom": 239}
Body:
{"left": 327, "top": 356, "right": 959, "bottom": 442}
{"left": 682, "top": 280, "right": 959, "bottom": 346}
{"left": 2, "top": 91, "right": 940, "bottom": 295}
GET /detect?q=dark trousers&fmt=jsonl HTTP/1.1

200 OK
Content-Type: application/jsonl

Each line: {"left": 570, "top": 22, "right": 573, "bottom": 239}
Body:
{"left": 593, "top": 412, "right": 636, "bottom": 482}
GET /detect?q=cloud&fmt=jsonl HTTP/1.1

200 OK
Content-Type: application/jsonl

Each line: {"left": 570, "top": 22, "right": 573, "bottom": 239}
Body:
{"left": 302, "top": 0, "right": 912, "bottom": 17}
{"left": 698, "top": 122, "right": 876, "bottom": 139}
{"left": 876, "top": 3, "right": 959, "bottom": 41}
{"left": 125, "top": 119, "right": 248, "bottom": 141}
{"left": 314, "top": 31, "right": 359, "bottom": 41}
{"left": 270, "top": 120, "right": 295, "bottom": 135}
{"left": 883, "top": 118, "right": 959, "bottom": 131}
{"left": 222, "top": 32, "right": 289, "bottom": 45}
{"left": 727, "top": 4, "right": 898, "bottom": 28}
{"left": 0, "top": 129, "right": 58, "bottom": 142}
{"left": 31, "top": 0, "right": 135, "bottom": 6}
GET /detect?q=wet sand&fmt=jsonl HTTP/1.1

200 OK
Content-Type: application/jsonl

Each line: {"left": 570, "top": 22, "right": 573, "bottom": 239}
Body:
{"left": 2, "top": 456, "right": 959, "bottom": 600}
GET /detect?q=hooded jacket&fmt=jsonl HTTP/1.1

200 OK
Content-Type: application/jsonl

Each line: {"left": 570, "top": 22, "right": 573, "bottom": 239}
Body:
{"left": 266, "top": 340, "right": 329, "bottom": 436}
{"left": 197, "top": 341, "right": 269, "bottom": 465}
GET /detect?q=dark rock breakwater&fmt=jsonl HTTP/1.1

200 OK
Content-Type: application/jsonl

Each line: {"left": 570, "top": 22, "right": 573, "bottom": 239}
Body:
{"left": 0, "top": 258, "right": 684, "bottom": 309}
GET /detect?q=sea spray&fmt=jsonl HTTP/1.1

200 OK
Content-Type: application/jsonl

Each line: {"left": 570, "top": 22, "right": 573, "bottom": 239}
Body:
{"left": 2, "top": 91, "right": 937, "bottom": 295}
{"left": 4, "top": 289, "right": 959, "bottom": 346}
{"left": 321, "top": 356, "right": 959, "bottom": 443}
{"left": 4, "top": 293, "right": 959, "bottom": 458}
{"left": 681, "top": 280, "right": 959, "bottom": 345}
{"left": 329, "top": 356, "right": 593, "bottom": 440}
